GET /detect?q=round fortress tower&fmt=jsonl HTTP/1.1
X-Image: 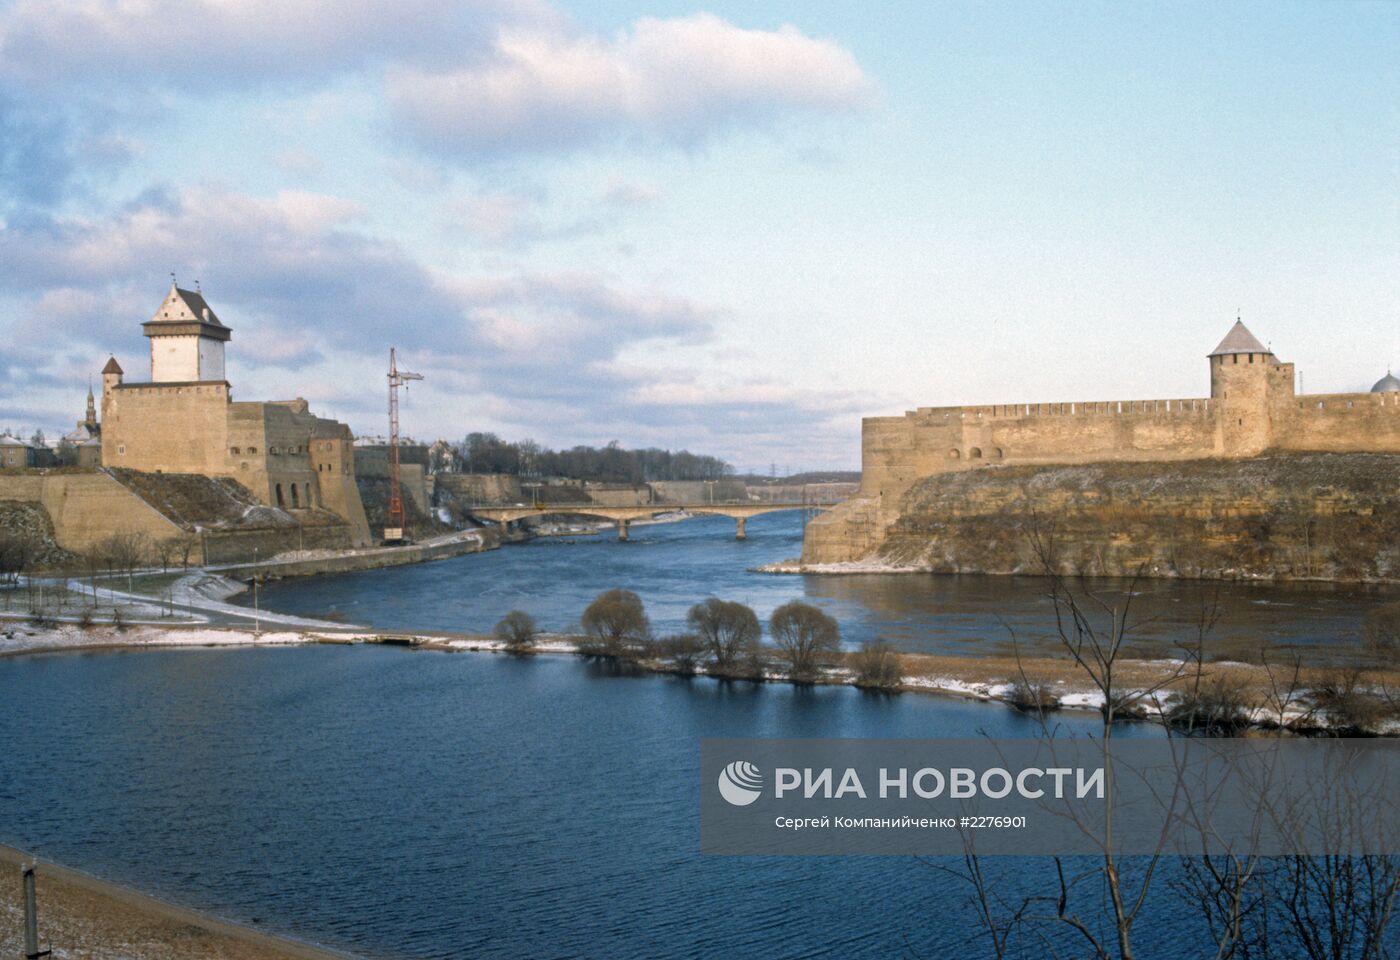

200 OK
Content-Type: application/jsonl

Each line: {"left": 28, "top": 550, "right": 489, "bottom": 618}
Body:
{"left": 142, "top": 282, "right": 231, "bottom": 383}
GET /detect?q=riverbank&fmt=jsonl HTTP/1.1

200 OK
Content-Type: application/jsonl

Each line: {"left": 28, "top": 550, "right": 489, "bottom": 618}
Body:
{"left": 0, "top": 844, "right": 351, "bottom": 959}
{"left": 6, "top": 621, "right": 1396, "bottom": 732}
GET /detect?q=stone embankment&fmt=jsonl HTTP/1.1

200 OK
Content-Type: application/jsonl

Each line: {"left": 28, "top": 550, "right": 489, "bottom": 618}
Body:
{"left": 803, "top": 453, "right": 1400, "bottom": 583}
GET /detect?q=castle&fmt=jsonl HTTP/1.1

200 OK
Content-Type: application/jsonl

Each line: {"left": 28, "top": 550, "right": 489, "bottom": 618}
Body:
{"left": 803, "top": 320, "right": 1400, "bottom": 563}
{"left": 99, "top": 283, "right": 372, "bottom": 545}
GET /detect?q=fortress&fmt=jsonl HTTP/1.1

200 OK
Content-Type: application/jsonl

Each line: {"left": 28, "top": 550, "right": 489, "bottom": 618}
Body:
{"left": 803, "top": 321, "right": 1400, "bottom": 564}
{"left": 97, "top": 283, "right": 373, "bottom": 546}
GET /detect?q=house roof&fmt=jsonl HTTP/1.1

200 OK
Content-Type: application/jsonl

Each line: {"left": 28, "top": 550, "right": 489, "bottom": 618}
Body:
{"left": 0, "top": 435, "right": 30, "bottom": 447}
{"left": 1208, "top": 320, "right": 1271, "bottom": 357}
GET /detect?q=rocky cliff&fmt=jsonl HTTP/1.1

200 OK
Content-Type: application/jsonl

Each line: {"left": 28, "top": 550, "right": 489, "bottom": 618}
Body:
{"left": 847, "top": 454, "right": 1399, "bottom": 582}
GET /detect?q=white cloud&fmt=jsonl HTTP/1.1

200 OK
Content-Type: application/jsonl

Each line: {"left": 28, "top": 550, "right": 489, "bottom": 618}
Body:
{"left": 0, "top": 0, "right": 550, "bottom": 88}
{"left": 389, "top": 13, "right": 873, "bottom": 156}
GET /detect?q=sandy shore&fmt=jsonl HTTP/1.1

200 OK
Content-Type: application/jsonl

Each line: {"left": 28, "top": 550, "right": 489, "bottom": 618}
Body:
{"left": 0, "top": 844, "right": 354, "bottom": 959}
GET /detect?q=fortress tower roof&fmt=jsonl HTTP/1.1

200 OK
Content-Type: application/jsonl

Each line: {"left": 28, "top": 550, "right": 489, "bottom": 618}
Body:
{"left": 1373, "top": 372, "right": 1400, "bottom": 393}
{"left": 143, "top": 282, "right": 231, "bottom": 342}
{"left": 101, "top": 356, "right": 123, "bottom": 374}
{"left": 1208, "top": 320, "right": 1271, "bottom": 357}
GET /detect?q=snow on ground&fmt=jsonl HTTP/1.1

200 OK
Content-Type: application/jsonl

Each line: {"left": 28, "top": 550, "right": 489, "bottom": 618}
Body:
{"left": 759, "top": 559, "right": 928, "bottom": 574}
{"left": 0, "top": 621, "right": 324, "bottom": 655}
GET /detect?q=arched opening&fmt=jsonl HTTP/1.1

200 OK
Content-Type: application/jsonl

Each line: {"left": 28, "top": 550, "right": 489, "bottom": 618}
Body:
{"left": 275, "top": 483, "right": 285, "bottom": 508}
{"left": 992, "top": 448, "right": 1004, "bottom": 459}
{"left": 291, "top": 484, "right": 300, "bottom": 509}
{"left": 969, "top": 447, "right": 983, "bottom": 459}
{"left": 948, "top": 449, "right": 961, "bottom": 460}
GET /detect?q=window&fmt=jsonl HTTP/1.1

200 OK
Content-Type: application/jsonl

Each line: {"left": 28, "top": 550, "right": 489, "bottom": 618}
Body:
{"left": 117, "top": 445, "right": 126, "bottom": 455}
{"left": 969, "top": 447, "right": 983, "bottom": 459}
{"left": 230, "top": 447, "right": 241, "bottom": 455}
{"left": 248, "top": 446, "right": 258, "bottom": 454}
{"left": 948, "top": 449, "right": 960, "bottom": 460}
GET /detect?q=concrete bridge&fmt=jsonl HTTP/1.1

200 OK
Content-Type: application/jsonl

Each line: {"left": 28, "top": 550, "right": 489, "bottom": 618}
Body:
{"left": 464, "top": 502, "right": 829, "bottom": 540}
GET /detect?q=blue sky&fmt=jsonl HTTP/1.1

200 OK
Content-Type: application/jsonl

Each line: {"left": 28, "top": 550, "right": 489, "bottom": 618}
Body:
{"left": 1, "top": 0, "right": 1396, "bottom": 471}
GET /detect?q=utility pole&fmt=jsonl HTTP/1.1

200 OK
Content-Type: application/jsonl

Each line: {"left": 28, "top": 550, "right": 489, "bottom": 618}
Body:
{"left": 386, "top": 348, "right": 424, "bottom": 544}
{"left": 252, "top": 546, "right": 260, "bottom": 638}
{"left": 23, "top": 863, "right": 51, "bottom": 958}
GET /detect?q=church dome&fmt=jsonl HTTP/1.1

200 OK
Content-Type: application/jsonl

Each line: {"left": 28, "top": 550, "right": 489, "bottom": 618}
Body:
{"left": 1372, "top": 372, "right": 1400, "bottom": 393}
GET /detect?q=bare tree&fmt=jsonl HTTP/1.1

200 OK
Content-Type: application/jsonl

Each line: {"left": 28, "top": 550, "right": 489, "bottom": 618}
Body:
{"left": 494, "top": 610, "right": 538, "bottom": 650}
{"left": 769, "top": 600, "right": 840, "bottom": 681}
{"left": 580, "top": 588, "right": 651, "bottom": 659}
{"left": 687, "top": 597, "right": 760, "bottom": 673}
{"left": 1363, "top": 602, "right": 1400, "bottom": 664}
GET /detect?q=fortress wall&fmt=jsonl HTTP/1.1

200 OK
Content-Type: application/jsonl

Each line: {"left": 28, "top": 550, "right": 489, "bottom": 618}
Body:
{"left": 312, "top": 438, "right": 371, "bottom": 546}
{"left": 103, "top": 383, "right": 231, "bottom": 475}
{"left": 434, "top": 473, "right": 524, "bottom": 504}
{"left": 862, "top": 396, "right": 1222, "bottom": 501}
{"left": 1278, "top": 391, "right": 1400, "bottom": 453}
{"left": 0, "top": 472, "right": 189, "bottom": 557}
{"left": 200, "top": 523, "right": 353, "bottom": 565}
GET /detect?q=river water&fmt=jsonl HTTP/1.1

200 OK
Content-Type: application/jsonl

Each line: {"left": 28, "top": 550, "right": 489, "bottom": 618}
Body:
{"left": 2, "top": 514, "right": 1397, "bottom": 958}
{"left": 252, "top": 512, "right": 1393, "bottom": 662}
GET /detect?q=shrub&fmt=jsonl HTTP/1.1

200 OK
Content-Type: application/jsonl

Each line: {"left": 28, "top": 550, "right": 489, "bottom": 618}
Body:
{"left": 494, "top": 610, "right": 538, "bottom": 650}
{"left": 770, "top": 600, "right": 841, "bottom": 682}
{"left": 1307, "top": 669, "right": 1392, "bottom": 735}
{"left": 1165, "top": 676, "right": 1252, "bottom": 734}
{"left": 580, "top": 588, "right": 651, "bottom": 659}
{"left": 850, "top": 640, "right": 903, "bottom": 690}
{"left": 1007, "top": 677, "right": 1060, "bottom": 713}
{"left": 659, "top": 633, "right": 707, "bottom": 675}
{"left": 687, "top": 597, "right": 761, "bottom": 670}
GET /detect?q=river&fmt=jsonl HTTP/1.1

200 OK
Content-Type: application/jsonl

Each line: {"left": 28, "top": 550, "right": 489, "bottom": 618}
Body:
{"left": 251, "top": 512, "right": 1393, "bottom": 662}
{"left": 2, "top": 513, "right": 1397, "bottom": 957}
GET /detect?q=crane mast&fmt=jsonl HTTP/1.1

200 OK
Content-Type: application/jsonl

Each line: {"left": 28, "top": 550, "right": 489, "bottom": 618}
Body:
{"left": 385, "top": 347, "right": 423, "bottom": 543}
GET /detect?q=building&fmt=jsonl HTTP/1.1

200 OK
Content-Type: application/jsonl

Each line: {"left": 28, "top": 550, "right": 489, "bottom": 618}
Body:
{"left": 100, "top": 283, "right": 372, "bottom": 545}
{"left": 805, "top": 320, "right": 1400, "bottom": 562}
{"left": 0, "top": 435, "right": 36, "bottom": 469}
{"left": 60, "top": 386, "right": 104, "bottom": 467}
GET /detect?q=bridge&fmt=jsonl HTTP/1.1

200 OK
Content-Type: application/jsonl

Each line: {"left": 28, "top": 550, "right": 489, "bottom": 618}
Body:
{"left": 463, "top": 501, "right": 832, "bottom": 540}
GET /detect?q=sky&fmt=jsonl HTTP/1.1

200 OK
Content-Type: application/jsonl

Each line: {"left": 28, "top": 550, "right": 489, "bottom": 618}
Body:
{"left": 0, "top": 0, "right": 1396, "bottom": 472}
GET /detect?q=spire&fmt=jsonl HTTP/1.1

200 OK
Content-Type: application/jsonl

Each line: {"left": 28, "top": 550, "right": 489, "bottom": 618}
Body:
{"left": 85, "top": 381, "right": 97, "bottom": 428}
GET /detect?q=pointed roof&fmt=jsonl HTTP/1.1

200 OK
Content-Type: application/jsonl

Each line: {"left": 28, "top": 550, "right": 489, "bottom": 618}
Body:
{"left": 102, "top": 356, "right": 123, "bottom": 375}
{"left": 142, "top": 281, "right": 231, "bottom": 341}
{"left": 1208, "top": 320, "right": 1270, "bottom": 357}
{"left": 150, "top": 281, "right": 223, "bottom": 327}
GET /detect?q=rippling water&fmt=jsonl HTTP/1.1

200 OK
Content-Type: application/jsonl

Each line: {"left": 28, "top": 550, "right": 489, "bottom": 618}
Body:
{"left": 4, "top": 515, "right": 1396, "bottom": 957}
{"left": 4, "top": 646, "right": 1181, "bottom": 959}
{"left": 250, "top": 512, "right": 1394, "bottom": 661}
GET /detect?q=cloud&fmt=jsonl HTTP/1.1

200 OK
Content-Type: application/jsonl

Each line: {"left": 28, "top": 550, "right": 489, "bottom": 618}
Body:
{"left": 0, "top": 0, "right": 552, "bottom": 90}
{"left": 0, "top": 185, "right": 764, "bottom": 447}
{"left": 388, "top": 13, "right": 873, "bottom": 157}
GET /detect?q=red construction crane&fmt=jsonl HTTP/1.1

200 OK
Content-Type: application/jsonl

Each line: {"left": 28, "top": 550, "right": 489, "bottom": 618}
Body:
{"left": 385, "top": 347, "right": 423, "bottom": 543}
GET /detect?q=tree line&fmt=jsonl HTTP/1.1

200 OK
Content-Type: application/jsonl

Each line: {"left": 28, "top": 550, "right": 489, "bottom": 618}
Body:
{"left": 456, "top": 433, "right": 733, "bottom": 483}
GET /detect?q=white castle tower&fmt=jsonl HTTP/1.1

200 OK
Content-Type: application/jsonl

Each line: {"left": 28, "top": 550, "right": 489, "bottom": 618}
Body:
{"left": 142, "top": 281, "right": 231, "bottom": 382}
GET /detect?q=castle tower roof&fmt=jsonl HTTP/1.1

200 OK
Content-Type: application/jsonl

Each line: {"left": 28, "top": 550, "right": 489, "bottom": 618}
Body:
{"left": 142, "top": 282, "right": 231, "bottom": 342}
{"left": 1208, "top": 320, "right": 1270, "bottom": 357}
{"left": 1372, "top": 372, "right": 1400, "bottom": 393}
{"left": 102, "top": 356, "right": 123, "bottom": 375}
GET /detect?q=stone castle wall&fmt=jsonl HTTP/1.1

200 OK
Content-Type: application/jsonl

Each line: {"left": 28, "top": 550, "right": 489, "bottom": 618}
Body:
{"left": 806, "top": 343, "right": 1400, "bottom": 565}
{"left": 0, "top": 471, "right": 190, "bottom": 557}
